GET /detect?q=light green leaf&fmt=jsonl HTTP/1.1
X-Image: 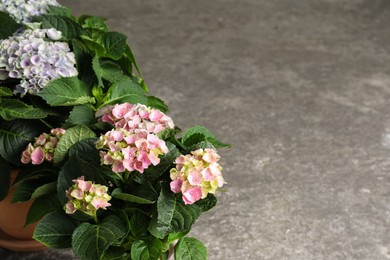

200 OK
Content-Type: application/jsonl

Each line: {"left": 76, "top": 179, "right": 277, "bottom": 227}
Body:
{"left": 174, "top": 237, "right": 208, "bottom": 260}
{"left": 0, "top": 87, "right": 12, "bottom": 97}
{"left": 33, "top": 211, "right": 78, "bottom": 248}
{"left": 53, "top": 125, "right": 96, "bottom": 164}
{"left": 72, "top": 215, "right": 127, "bottom": 260}
{"left": 0, "top": 99, "right": 47, "bottom": 120}
{"left": 131, "top": 238, "right": 162, "bottom": 260}
{"left": 79, "top": 15, "right": 108, "bottom": 32}
{"left": 38, "top": 77, "right": 95, "bottom": 106}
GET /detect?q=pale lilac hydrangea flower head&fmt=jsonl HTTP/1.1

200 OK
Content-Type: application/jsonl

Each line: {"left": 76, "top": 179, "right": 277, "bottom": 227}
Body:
{"left": 96, "top": 128, "right": 169, "bottom": 174}
{"left": 0, "top": 28, "right": 78, "bottom": 96}
{"left": 170, "top": 148, "right": 224, "bottom": 205}
{"left": 21, "top": 127, "right": 65, "bottom": 165}
{"left": 96, "top": 103, "right": 175, "bottom": 134}
{"left": 65, "top": 176, "right": 112, "bottom": 216}
{"left": 0, "top": 0, "right": 60, "bottom": 23}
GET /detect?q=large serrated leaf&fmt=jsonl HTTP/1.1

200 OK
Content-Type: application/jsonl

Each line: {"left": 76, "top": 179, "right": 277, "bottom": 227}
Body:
{"left": 25, "top": 194, "right": 61, "bottom": 226}
{"left": 35, "top": 14, "right": 87, "bottom": 40}
{"left": 0, "top": 87, "right": 12, "bottom": 97}
{"left": 182, "top": 125, "right": 231, "bottom": 148}
{"left": 92, "top": 56, "right": 123, "bottom": 87}
{"left": 72, "top": 215, "right": 127, "bottom": 260}
{"left": 64, "top": 105, "right": 95, "bottom": 127}
{"left": 131, "top": 238, "right": 162, "bottom": 260}
{"left": 53, "top": 125, "right": 96, "bottom": 164}
{"left": 174, "top": 237, "right": 208, "bottom": 260}
{"left": 0, "top": 99, "right": 47, "bottom": 120}
{"left": 147, "top": 96, "right": 168, "bottom": 113}
{"left": 33, "top": 211, "right": 78, "bottom": 248}
{"left": 38, "top": 77, "right": 95, "bottom": 107}
{"left": 98, "top": 31, "right": 127, "bottom": 60}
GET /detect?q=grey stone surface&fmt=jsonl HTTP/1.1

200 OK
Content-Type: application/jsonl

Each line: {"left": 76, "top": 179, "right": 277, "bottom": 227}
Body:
{"left": 2, "top": 0, "right": 390, "bottom": 259}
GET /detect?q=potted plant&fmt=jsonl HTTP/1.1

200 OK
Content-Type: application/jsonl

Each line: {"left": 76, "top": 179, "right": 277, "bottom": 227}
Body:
{"left": 0, "top": 0, "right": 230, "bottom": 259}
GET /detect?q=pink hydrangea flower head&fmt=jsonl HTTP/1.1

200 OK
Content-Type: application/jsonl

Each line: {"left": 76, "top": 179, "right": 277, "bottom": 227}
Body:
{"left": 64, "top": 176, "right": 112, "bottom": 217}
{"left": 96, "top": 128, "right": 169, "bottom": 174}
{"left": 169, "top": 148, "right": 224, "bottom": 204}
{"left": 96, "top": 103, "right": 175, "bottom": 134}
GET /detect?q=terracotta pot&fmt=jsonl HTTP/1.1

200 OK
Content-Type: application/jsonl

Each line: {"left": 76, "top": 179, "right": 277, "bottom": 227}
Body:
{"left": 0, "top": 169, "right": 46, "bottom": 251}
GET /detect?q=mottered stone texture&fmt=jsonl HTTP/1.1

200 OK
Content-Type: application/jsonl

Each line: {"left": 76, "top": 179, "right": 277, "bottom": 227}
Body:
{"left": 2, "top": 0, "right": 390, "bottom": 259}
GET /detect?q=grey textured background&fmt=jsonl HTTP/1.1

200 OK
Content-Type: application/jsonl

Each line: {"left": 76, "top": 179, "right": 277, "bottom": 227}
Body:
{"left": 1, "top": 0, "right": 390, "bottom": 259}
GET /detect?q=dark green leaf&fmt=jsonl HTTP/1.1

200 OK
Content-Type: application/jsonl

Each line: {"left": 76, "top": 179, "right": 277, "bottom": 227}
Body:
{"left": 68, "top": 137, "right": 100, "bottom": 164}
{"left": 124, "top": 45, "right": 142, "bottom": 76}
{"left": 0, "top": 11, "right": 21, "bottom": 40}
{"left": 47, "top": 5, "right": 73, "bottom": 18}
{"left": 38, "top": 77, "right": 95, "bottom": 107}
{"left": 31, "top": 182, "right": 57, "bottom": 199}
{"left": 12, "top": 178, "right": 50, "bottom": 202}
{"left": 53, "top": 125, "right": 96, "bottom": 164}
{"left": 33, "top": 211, "right": 78, "bottom": 248}
{"left": 182, "top": 125, "right": 231, "bottom": 148}
{"left": 35, "top": 14, "right": 87, "bottom": 40}
{"left": 131, "top": 238, "right": 162, "bottom": 260}
{"left": 129, "top": 211, "right": 150, "bottom": 239}
{"left": 93, "top": 56, "right": 124, "bottom": 87}
{"left": 0, "top": 99, "right": 47, "bottom": 120}
{"left": 65, "top": 105, "right": 96, "bottom": 127}
{"left": 99, "top": 32, "right": 127, "bottom": 60}
{"left": 71, "top": 39, "right": 97, "bottom": 86}
{"left": 25, "top": 194, "right": 61, "bottom": 226}
{"left": 0, "top": 119, "right": 47, "bottom": 165}
{"left": 147, "top": 96, "right": 168, "bottom": 113}
{"left": 174, "top": 237, "right": 208, "bottom": 260}
{"left": 72, "top": 215, "right": 127, "bottom": 260}
{"left": 112, "top": 188, "right": 155, "bottom": 204}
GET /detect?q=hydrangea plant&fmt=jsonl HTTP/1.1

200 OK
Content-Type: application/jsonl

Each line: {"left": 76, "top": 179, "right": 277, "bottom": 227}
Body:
{"left": 0, "top": 1, "right": 230, "bottom": 259}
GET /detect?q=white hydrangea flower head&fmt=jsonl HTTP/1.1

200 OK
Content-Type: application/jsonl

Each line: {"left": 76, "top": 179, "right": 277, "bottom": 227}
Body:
{"left": 0, "top": 28, "right": 78, "bottom": 96}
{"left": 0, "top": 0, "right": 59, "bottom": 23}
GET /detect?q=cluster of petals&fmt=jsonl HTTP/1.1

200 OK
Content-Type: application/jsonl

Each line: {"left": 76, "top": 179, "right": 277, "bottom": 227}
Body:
{"left": 97, "top": 103, "right": 175, "bottom": 134}
{"left": 0, "top": 0, "right": 59, "bottom": 23}
{"left": 21, "top": 127, "right": 65, "bottom": 165}
{"left": 170, "top": 148, "right": 224, "bottom": 205}
{"left": 65, "top": 176, "right": 112, "bottom": 215}
{"left": 96, "top": 128, "right": 169, "bottom": 174}
{"left": 0, "top": 28, "right": 77, "bottom": 96}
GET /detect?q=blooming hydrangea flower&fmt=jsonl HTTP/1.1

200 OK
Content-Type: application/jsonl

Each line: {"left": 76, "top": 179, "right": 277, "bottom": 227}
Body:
{"left": 170, "top": 148, "right": 224, "bottom": 205}
{"left": 0, "top": 28, "right": 78, "bottom": 96}
{"left": 96, "top": 103, "right": 175, "bottom": 134}
{"left": 0, "top": 0, "right": 59, "bottom": 23}
{"left": 96, "top": 128, "right": 169, "bottom": 174}
{"left": 65, "top": 176, "right": 112, "bottom": 216}
{"left": 21, "top": 128, "right": 65, "bottom": 165}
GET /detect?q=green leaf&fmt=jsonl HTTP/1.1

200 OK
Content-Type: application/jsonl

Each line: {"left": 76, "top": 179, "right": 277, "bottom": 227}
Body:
{"left": 174, "top": 237, "right": 208, "bottom": 260}
{"left": 25, "top": 194, "right": 61, "bottom": 226}
{"left": 98, "top": 31, "right": 127, "bottom": 60}
{"left": 12, "top": 178, "right": 53, "bottom": 202}
{"left": 65, "top": 105, "right": 96, "bottom": 127}
{"left": 0, "top": 11, "right": 21, "bottom": 40}
{"left": 92, "top": 56, "right": 124, "bottom": 87}
{"left": 72, "top": 215, "right": 127, "bottom": 260}
{"left": 68, "top": 137, "right": 100, "bottom": 164}
{"left": 38, "top": 77, "right": 95, "bottom": 107}
{"left": 101, "top": 246, "right": 126, "bottom": 260}
{"left": 140, "top": 142, "right": 180, "bottom": 183}
{"left": 101, "top": 76, "right": 147, "bottom": 108}
{"left": 53, "top": 125, "right": 96, "bottom": 164}
{"left": 31, "top": 182, "right": 57, "bottom": 199}
{"left": 129, "top": 211, "right": 150, "bottom": 239}
{"left": 182, "top": 125, "right": 230, "bottom": 148}
{"left": 0, "top": 157, "right": 11, "bottom": 200}
{"left": 131, "top": 238, "right": 162, "bottom": 260}
{"left": 79, "top": 15, "right": 108, "bottom": 32}
{"left": 111, "top": 188, "right": 155, "bottom": 204}
{"left": 35, "top": 14, "right": 87, "bottom": 40}
{"left": 47, "top": 5, "right": 74, "bottom": 18}
{"left": 147, "top": 96, "right": 168, "bottom": 113}
{"left": 0, "top": 87, "right": 12, "bottom": 97}
{"left": 33, "top": 211, "right": 78, "bottom": 248}
{"left": 71, "top": 39, "right": 97, "bottom": 86}
{"left": 124, "top": 45, "right": 142, "bottom": 76}
{"left": 195, "top": 193, "right": 217, "bottom": 212}
{"left": 0, "top": 99, "right": 48, "bottom": 120}
{"left": 0, "top": 119, "right": 47, "bottom": 165}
